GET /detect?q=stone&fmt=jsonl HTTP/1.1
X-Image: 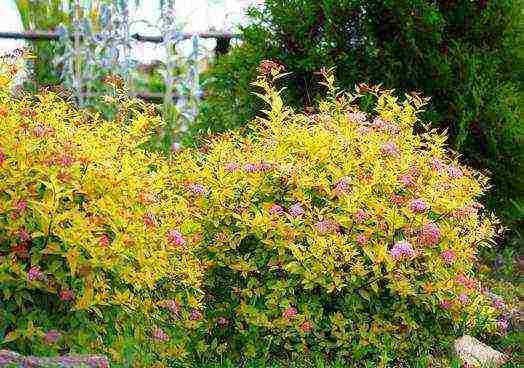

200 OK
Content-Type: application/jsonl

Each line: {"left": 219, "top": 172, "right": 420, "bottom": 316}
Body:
{"left": 454, "top": 335, "right": 508, "bottom": 367}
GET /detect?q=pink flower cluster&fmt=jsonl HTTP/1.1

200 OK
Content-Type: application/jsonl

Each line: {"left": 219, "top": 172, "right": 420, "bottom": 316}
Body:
{"left": 289, "top": 203, "right": 304, "bottom": 218}
{"left": 189, "top": 309, "right": 203, "bottom": 320}
{"left": 59, "top": 290, "right": 74, "bottom": 301}
{"left": 99, "top": 234, "right": 110, "bottom": 247}
{"left": 18, "top": 228, "right": 30, "bottom": 242}
{"left": 440, "top": 249, "right": 456, "bottom": 264}
{"left": 430, "top": 157, "right": 446, "bottom": 172}
{"left": 389, "top": 240, "right": 416, "bottom": 260}
{"left": 497, "top": 319, "right": 509, "bottom": 333}
{"left": 33, "top": 124, "right": 54, "bottom": 138}
{"left": 224, "top": 162, "right": 240, "bottom": 172}
{"left": 152, "top": 327, "right": 169, "bottom": 342}
{"left": 43, "top": 330, "right": 61, "bottom": 344}
{"left": 315, "top": 220, "right": 340, "bottom": 234}
{"left": 143, "top": 213, "right": 156, "bottom": 227}
{"left": 381, "top": 141, "right": 400, "bottom": 157}
{"left": 27, "top": 266, "right": 42, "bottom": 282}
{"left": 452, "top": 202, "right": 483, "bottom": 220}
{"left": 0, "top": 150, "right": 5, "bottom": 165}
{"left": 268, "top": 204, "right": 284, "bottom": 216}
{"left": 187, "top": 182, "right": 207, "bottom": 195}
{"left": 410, "top": 198, "right": 428, "bottom": 213}
{"left": 398, "top": 174, "right": 415, "bottom": 187}
{"left": 356, "top": 234, "right": 368, "bottom": 246}
{"left": 161, "top": 299, "right": 180, "bottom": 315}
{"left": 347, "top": 111, "right": 367, "bottom": 123}
{"left": 16, "top": 200, "right": 28, "bottom": 212}
{"left": 418, "top": 223, "right": 441, "bottom": 246}
{"left": 372, "top": 117, "right": 399, "bottom": 134}
{"left": 282, "top": 306, "right": 298, "bottom": 319}
{"left": 439, "top": 300, "right": 452, "bottom": 309}
{"left": 168, "top": 229, "right": 186, "bottom": 246}
{"left": 458, "top": 292, "right": 470, "bottom": 305}
{"left": 447, "top": 165, "right": 463, "bottom": 178}
{"left": 243, "top": 162, "right": 272, "bottom": 173}
{"left": 333, "top": 177, "right": 351, "bottom": 196}
{"left": 390, "top": 193, "right": 406, "bottom": 206}
{"left": 456, "top": 274, "right": 480, "bottom": 290}
{"left": 354, "top": 209, "right": 368, "bottom": 223}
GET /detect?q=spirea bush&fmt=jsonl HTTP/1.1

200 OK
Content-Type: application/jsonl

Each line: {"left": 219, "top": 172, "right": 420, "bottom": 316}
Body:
{"left": 0, "top": 58, "right": 204, "bottom": 365}
{"left": 0, "top": 57, "right": 511, "bottom": 366}
{"left": 175, "top": 64, "right": 508, "bottom": 363}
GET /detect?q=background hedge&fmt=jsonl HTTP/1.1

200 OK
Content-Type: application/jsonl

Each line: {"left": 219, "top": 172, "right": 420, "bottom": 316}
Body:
{"left": 195, "top": 0, "right": 523, "bottom": 247}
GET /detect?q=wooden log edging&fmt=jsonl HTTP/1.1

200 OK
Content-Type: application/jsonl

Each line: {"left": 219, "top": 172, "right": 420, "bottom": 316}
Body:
{"left": 0, "top": 350, "right": 109, "bottom": 368}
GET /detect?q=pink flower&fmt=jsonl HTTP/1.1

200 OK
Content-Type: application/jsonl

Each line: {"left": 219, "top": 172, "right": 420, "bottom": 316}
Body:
{"left": 57, "top": 155, "right": 74, "bottom": 167}
{"left": 224, "top": 162, "right": 240, "bottom": 172}
{"left": 59, "top": 290, "right": 74, "bottom": 301}
{"left": 282, "top": 307, "right": 298, "bottom": 319}
{"left": 16, "top": 200, "right": 28, "bottom": 212}
{"left": 333, "top": 177, "right": 351, "bottom": 195}
{"left": 33, "top": 124, "right": 48, "bottom": 138}
{"left": 373, "top": 117, "right": 389, "bottom": 130}
{"left": 441, "top": 249, "right": 456, "bottom": 264}
{"left": 171, "top": 142, "right": 181, "bottom": 152}
{"left": 18, "top": 228, "right": 30, "bottom": 242}
{"left": 217, "top": 317, "right": 228, "bottom": 327}
{"left": 398, "top": 174, "right": 414, "bottom": 186}
{"left": 43, "top": 330, "right": 61, "bottom": 344}
{"left": 347, "top": 111, "right": 367, "bottom": 123}
{"left": 99, "top": 234, "right": 110, "bottom": 247}
{"left": 27, "top": 266, "right": 42, "bottom": 282}
{"left": 189, "top": 309, "right": 203, "bottom": 320}
{"left": 447, "top": 165, "right": 463, "bottom": 178}
{"left": 161, "top": 300, "right": 180, "bottom": 315}
{"left": 408, "top": 165, "right": 419, "bottom": 176}
{"left": 300, "top": 321, "right": 313, "bottom": 332}
{"left": 410, "top": 198, "right": 428, "bottom": 213}
{"left": 268, "top": 204, "right": 284, "bottom": 216}
{"left": 168, "top": 229, "right": 186, "bottom": 246}
{"left": 0, "top": 150, "right": 5, "bottom": 165}
{"left": 381, "top": 141, "right": 399, "bottom": 157}
{"left": 356, "top": 234, "right": 368, "bottom": 246}
{"left": 497, "top": 319, "right": 509, "bottom": 333}
{"left": 455, "top": 275, "right": 480, "bottom": 290}
{"left": 452, "top": 203, "right": 481, "bottom": 220}
{"left": 391, "top": 194, "right": 406, "bottom": 206}
{"left": 419, "top": 223, "right": 441, "bottom": 246}
{"left": 458, "top": 292, "right": 470, "bottom": 305}
{"left": 314, "top": 220, "right": 339, "bottom": 234}
{"left": 289, "top": 203, "right": 304, "bottom": 218}
{"left": 440, "top": 300, "right": 452, "bottom": 309}
{"left": 354, "top": 209, "right": 368, "bottom": 223}
{"left": 188, "top": 183, "right": 207, "bottom": 195}
{"left": 389, "top": 240, "right": 416, "bottom": 260}
{"left": 143, "top": 213, "right": 156, "bottom": 227}
{"left": 256, "top": 162, "right": 272, "bottom": 172}
{"left": 492, "top": 298, "right": 505, "bottom": 310}
{"left": 152, "top": 327, "right": 169, "bottom": 342}
{"left": 356, "top": 126, "right": 371, "bottom": 134}
{"left": 243, "top": 163, "right": 257, "bottom": 173}
{"left": 430, "top": 157, "right": 446, "bottom": 172}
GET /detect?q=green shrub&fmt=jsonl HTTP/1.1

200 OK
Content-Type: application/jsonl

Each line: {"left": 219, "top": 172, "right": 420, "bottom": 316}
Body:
{"left": 178, "top": 65, "right": 509, "bottom": 364}
{"left": 197, "top": 0, "right": 523, "bottom": 245}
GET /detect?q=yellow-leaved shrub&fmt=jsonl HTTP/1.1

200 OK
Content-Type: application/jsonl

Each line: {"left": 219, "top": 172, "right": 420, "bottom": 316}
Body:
{"left": 172, "top": 64, "right": 507, "bottom": 363}
{"left": 0, "top": 57, "right": 203, "bottom": 364}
